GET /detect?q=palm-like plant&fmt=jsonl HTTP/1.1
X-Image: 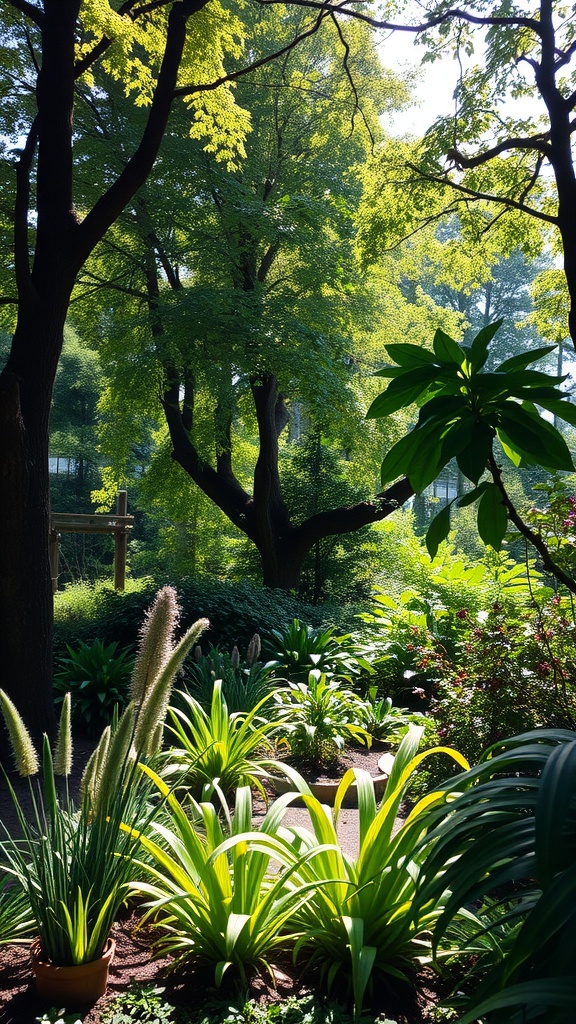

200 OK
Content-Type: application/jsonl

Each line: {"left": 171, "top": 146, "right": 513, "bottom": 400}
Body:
{"left": 414, "top": 728, "right": 576, "bottom": 1024}
{"left": 162, "top": 680, "right": 283, "bottom": 800}
{"left": 268, "top": 620, "right": 374, "bottom": 685}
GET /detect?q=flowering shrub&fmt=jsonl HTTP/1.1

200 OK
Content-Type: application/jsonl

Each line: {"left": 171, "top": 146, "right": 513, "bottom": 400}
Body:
{"left": 409, "top": 600, "right": 576, "bottom": 763}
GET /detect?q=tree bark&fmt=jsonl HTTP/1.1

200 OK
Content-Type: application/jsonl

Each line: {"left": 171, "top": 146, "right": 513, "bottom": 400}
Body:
{"left": 0, "top": 0, "right": 205, "bottom": 744}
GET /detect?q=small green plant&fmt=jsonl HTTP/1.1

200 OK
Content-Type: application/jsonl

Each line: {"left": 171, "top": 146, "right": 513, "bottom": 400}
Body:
{"left": 163, "top": 679, "right": 282, "bottom": 800}
{"left": 274, "top": 670, "right": 371, "bottom": 769}
{"left": 35, "top": 1010, "right": 84, "bottom": 1024}
{"left": 187, "top": 993, "right": 394, "bottom": 1024}
{"left": 268, "top": 620, "right": 374, "bottom": 685}
{"left": 130, "top": 778, "right": 311, "bottom": 987}
{"left": 362, "top": 690, "right": 416, "bottom": 745}
{"left": 54, "top": 638, "right": 134, "bottom": 736}
{"left": 101, "top": 983, "right": 177, "bottom": 1023}
{"left": 0, "top": 586, "right": 209, "bottom": 968}
{"left": 183, "top": 635, "right": 278, "bottom": 714}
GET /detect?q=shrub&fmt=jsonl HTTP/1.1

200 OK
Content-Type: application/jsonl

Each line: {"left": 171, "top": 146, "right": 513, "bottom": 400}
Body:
{"left": 53, "top": 639, "right": 134, "bottom": 736}
{"left": 267, "top": 619, "right": 375, "bottom": 686}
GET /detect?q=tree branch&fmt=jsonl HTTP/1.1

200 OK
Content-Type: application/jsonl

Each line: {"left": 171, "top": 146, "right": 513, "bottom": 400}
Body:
{"left": 290, "top": 476, "right": 414, "bottom": 551}
{"left": 174, "top": 8, "right": 330, "bottom": 98}
{"left": 406, "top": 162, "right": 559, "bottom": 226}
{"left": 488, "top": 453, "right": 576, "bottom": 595}
{"left": 14, "top": 117, "right": 38, "bottom": 303}
{"left": 255, "top": 1, "right": 541, "bottom": 37}
{"left": 447, "top": 134, "right": 552, "bottom": 168}
{"left": 7, "top": 0, "right": 43, "bottom": 27}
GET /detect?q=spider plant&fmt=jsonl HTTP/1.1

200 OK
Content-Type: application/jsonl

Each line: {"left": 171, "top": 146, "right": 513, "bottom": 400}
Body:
{"left": 161, "top": 679, "right": 283, "bottom": 800}
{"left": 281, "top": 724, "right": 469, "bottom": 1014}
{"left": 130, "top": 770, "right": 319, "bottom": 986}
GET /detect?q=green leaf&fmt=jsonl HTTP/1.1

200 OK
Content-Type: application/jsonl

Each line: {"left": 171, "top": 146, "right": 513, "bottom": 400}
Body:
{"left": 405, "top": 426, "right": 448, "bottom": 492}
{"left": 532, "top": 397, "right": 576, "bottom": 426}
{"left": 439, "top": 416, "right": 475, "bottom": 461}
{"left": 477, "top": 483, "right": 508, "bottom": 550}
{"left": 469, "top": 319, "right": 503, "bottom": 372}
{"left": 432, "top": 329, "right": 465, "bottom": 366}
{"left": 380, "top": 430, "right": 424, "bottom": 486}
{"left": 383, "top": 343, "right": 438, "bottom": 368}
{"left": 457, "top": 482, "right": 490, "bottom": 508}
{"left": 496, "top": 345, "right": 557, "bottom": 373}
{"left": 417, "top": 394, "right": 468, "bottom": 426}
{"left": 456, "top": 421, "right": 494, "bottom": 484}
{"left": 497, "top": 405, "right": 574, "bottom": 472}
{"left": 426, "top": 503, "right": 453, "bottom": 559}
{"left": 367, "top": 366, "right": 440, "bottom": 418}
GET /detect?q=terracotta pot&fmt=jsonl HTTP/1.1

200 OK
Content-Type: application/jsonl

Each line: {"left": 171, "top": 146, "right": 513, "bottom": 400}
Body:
{"left": 31, "top": 937, "right": 116, "bottom": 1006}
{"left": 270, "top": 751, "right": 395, "bottom": 808}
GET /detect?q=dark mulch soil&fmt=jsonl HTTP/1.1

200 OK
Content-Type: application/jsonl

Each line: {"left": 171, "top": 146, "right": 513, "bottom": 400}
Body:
{"left": 0, "top": 913, "right": 444, "bottom": 1024}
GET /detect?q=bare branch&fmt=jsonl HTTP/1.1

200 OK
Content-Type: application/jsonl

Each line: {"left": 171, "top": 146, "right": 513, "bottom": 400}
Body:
{"left": 447, "top": 134, "right": 552, "bottom": 168}
{"left": 255, "top": 0, "right": 541, "bottom": 37}
{"left": 406, "top": 162, "right": 559, "bottom": 226}
{"left": 7, "top": 0, "right": 43, "bottom": 27}
{"left": 175, "top": 8, "right": 330, "bottom": 98}
{"left": 0, "top": 297, "right": 19, "bottom": 307}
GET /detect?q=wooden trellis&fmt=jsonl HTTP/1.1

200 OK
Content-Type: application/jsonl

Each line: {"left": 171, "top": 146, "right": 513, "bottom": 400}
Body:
{"left": 49, "top": 490, "right": 134, "bottom": 594}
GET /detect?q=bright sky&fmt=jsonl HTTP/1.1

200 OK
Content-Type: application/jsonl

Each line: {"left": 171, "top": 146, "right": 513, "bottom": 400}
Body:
{"left": 378, "top": 30, "right": 460, "bottom": 137}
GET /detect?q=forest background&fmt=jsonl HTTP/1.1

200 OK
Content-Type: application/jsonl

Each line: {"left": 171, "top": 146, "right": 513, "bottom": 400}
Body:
{"left": 1, "top": 0, "right": 576, "bottom": 746}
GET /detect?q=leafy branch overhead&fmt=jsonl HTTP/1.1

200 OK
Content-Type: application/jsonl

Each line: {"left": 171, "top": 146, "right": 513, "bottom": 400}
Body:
{"left": 367, "top": 321, "right": 576, "bottom": 559}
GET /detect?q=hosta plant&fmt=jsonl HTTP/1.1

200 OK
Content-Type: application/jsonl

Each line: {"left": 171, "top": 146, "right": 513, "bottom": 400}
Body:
{"left": 268, "top": 620, "right": 374, "bottom": 685}
{"left": 273, "top": 670, "right": 371, "bottom": 769}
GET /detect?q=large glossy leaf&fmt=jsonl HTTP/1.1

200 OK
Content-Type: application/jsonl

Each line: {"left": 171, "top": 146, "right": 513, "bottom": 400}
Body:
{"left": 405, "top": 425, "right": 448, "bottom": 492}
{"left": 367, "top": 365, "right": 440, "bottom": 418}
{"left": 456, "top": 421, "right": 494, "bottom": 484}
{"left": 432, "top": 328, "right": 465, "bottom": 366}
{"left": 469, "top": 319, "right": 503, "bottom": 372}
{"left": 383, "top": 343, "right": 438, "bottom": 368}
{"left": 457, "top": 482, "right": 490, "bottom": 508}
{"left": 417, "top": 394, "right": 468, "bottom": 426}
{"left": 496, "top": 345, "right": 557, "bottom": 373}
{"left": 379, "top": 430, "right": 425, "bottom": 486}
{"left": 498, "top": 405, "right": 574, "bottom": 471}
{"left": 477, "top": 483, "right": 508, "bottom": 550}
{"left": 456, "top": 979, "right": 576, "bottom": 1024}
{"left": 426, "top": 502, "right": 453, "bottom": 559}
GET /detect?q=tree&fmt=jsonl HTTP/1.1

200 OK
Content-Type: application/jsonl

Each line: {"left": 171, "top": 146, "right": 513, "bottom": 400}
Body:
{"left": 0, "top": 0, "right": 350, "bottom": 741}
{"left": 352, "top": 0, "right": 576, "bottom": 344}
{"left": 78, "top": 9, "right": 415, "bottom": 592}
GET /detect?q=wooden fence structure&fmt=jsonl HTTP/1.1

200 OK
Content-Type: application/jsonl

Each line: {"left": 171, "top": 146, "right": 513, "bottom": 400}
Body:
{"left": 49, "top": 490, "right": 134, "bottom": 594}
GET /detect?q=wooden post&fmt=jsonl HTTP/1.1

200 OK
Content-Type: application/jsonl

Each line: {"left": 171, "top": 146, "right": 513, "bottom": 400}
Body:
{"left": 49, "top": 528, "right": 60, "bottom": 594}
{"left": 114, "top": 490, "right": 128, "bottom": 591}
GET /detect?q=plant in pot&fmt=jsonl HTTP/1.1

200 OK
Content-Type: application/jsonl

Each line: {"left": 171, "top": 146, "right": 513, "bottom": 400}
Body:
{"left": 269, "top": 670, "right": 387, "bottom": 805}
{"left": 0, "top": 585, "right": 208, "bottom": 1007}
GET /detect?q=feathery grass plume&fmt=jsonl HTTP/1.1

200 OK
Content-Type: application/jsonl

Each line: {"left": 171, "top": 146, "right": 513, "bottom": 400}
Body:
{"left": 246, "top": 633, "right": 261, "bottom": 664}
{"left": 130, "top": 586, "right": 181, "bottom": 706}
{"left": 134, "top": 617, "right": 209, "bottom": 758}
{"left": 0, "top": 690, "right": 39, "bottom": 777}
{"left": 80, "top": 724, "right": 110, "bottom": 815}
{"left": 92, "top": 703, "right": 136, "bottom": 818}
{"left": 54, "top": 692, "right": 73, "bottom": 777}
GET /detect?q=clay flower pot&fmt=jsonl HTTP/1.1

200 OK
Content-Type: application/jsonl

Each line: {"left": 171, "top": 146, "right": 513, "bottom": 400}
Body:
{"left": 31, "top": 937, "right": 116, "bottom": 1006}
{"left": 270, "top": 751, "right": 395, "bottom": 807}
